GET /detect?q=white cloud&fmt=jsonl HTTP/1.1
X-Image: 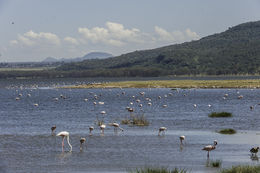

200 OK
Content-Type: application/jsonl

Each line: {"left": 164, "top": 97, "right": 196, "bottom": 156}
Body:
{"left": 78, "top": 22, "right": 143, "bottom": 46}
{"left": 154, "top": 26, "right": 200, "bottom": 42}
{"left": 64, "top": 36, "right": 79, "bottom": 45}
{"left": 9, "top": 40, "right": 18, "bottom": 45}
{"left": 12, "top": 30, "right": 60, "bottom": 47}
{"left": 154, "top": 26, "right": 175, "bottom": 41}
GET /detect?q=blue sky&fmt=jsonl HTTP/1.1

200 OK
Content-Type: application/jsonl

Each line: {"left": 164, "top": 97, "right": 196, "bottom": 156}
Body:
{"left": 0, "top": 0, "right": 260, "bottom": 62}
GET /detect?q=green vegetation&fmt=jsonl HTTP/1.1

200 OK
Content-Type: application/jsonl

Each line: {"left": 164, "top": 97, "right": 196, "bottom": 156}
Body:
{"left": 210, "top": 160, "right": 222, "bottom": 168}
{"left": 1, "top": 21, "right": 260, "bottom": 78}
{"left": 218, "top": 129, "right": 236, "bottom": 135}
{"left": 208, "top": 112, "right": 233, "bottom": 118}
{"left": 56, "top": 21, "right": 260, "bottom": 77}
{"left": 221, "top": 165, "right": 260, "bottom": 173}
{"left": 121, "top": 114, "right": 149, "bottom": 126}
{"left": 130, "top": 168, "right": 187, "bottom": 173}
{"left": 65, "top": 80, "right": 260, "bottom": 89}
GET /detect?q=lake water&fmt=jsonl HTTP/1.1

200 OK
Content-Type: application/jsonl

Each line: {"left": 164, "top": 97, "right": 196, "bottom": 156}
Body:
{"left": 1, "top": 78, "right": 260, "bottom": 173}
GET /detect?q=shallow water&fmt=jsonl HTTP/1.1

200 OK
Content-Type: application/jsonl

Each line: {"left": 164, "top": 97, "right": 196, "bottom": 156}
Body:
{"left": 1, "top": 80, "right": 260, "bottom": 172}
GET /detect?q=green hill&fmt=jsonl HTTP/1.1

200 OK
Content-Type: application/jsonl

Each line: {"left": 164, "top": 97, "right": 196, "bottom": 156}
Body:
{"left": 56, "top": 21, "right": 260, "bottom": 77}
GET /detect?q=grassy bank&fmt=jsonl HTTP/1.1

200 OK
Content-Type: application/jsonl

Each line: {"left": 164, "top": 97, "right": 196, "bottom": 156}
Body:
{"left": 65, "top": 79, "right": 260, "bottom": 89}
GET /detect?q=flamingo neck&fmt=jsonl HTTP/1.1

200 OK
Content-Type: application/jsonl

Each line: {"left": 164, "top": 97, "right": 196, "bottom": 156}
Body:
{"left": 67, "top": 136, "right": 72, "bottom": 152}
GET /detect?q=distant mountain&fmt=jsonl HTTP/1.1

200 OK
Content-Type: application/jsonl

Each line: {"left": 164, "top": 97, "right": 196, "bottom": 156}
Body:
{"left": 42, "top": 52, "right": 113, "bottom": 63}
{"left": 42, "top": 57, "right": 58, "bottom": 62}
{"left": 56, "top": 21, "right": 260, "bottom": 76}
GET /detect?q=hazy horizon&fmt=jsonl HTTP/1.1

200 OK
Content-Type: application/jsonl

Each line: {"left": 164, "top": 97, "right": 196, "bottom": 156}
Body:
{"left": 1, "top": 0, "right": 260, "bottom": 62}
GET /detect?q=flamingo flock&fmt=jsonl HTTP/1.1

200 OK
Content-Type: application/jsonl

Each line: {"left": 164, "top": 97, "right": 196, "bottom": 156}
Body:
{"left": 13, "top": 87, "right": 259, "bottom": 159}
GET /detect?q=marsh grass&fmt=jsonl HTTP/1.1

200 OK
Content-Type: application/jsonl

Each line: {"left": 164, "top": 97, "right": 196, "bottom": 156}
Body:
{"left": 121, "top": 114, "right": 149, "bottom": 126}
{"left": 208, "top": 112, "right": 233, "bottom": 118}
{"left": 131, "top": 167, "right": 187, "bottom": 173}
{"left": 221, "top": 165, "right": 260, "bottom": 173}
{"left": 65, "top": 79, "right": 260, "bottom": 89}
{"left": 218, "top": 128, "right": 236, "bottom": 134}
{"left": 210, "top": 160, "right": 222, "bottom": 168}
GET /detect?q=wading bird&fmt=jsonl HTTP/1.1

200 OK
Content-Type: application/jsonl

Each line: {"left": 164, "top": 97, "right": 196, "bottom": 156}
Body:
{"left": 111, "top": 122, "right": 124, "bottom": 132}
{"left": 51, "top": 125, "right": 56, "bottom": 135}
{"left": 250, "top": 147, "right": 259, "bottom": 156}
{"left": 158, "top": 127, "right": 167, "bottom": 136}
{"left": 89, "top": 126, "right": 94, "bottom": 136}
{"left": 80, "top": 137, "right": 86, "bottom": 151}
{"left": 180, "top": 135, "right": 185, "bottom": 145}
{"left": 100, "top": 124, "right": 106, "bottom": 134}
{"left": 202, "top": 140, "right": 217, "bottom": 158}
{"left": 57, "top": 131, "right": 72, "bottom": 152}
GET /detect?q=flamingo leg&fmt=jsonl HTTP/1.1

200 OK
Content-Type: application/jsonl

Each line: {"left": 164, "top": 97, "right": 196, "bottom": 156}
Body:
{"left": 62, "top": 137, "right": 65, "bottom": 152}
{"left": 207, "top": 151, "right": 209, "bottom": 158}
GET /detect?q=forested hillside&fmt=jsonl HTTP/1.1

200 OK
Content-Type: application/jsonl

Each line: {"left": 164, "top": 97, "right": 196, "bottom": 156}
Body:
{"left": 56, "top": 21, "right": 260, "bottom": 77}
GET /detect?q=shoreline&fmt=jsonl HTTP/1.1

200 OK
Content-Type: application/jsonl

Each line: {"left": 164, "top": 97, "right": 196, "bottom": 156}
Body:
{"left": 62, "top": 79, "right": 260, "bottom": 89}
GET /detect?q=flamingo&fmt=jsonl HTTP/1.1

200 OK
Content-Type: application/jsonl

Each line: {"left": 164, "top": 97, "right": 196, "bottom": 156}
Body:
{"left": 100, "top": 111, "right": 106, "bottom": 115}
{"left": 158, "top": 127, "right": 167, "bottom": 136}
{"left": 111, "top": 122, "right": 124, "bottom": 132}
{"left": 250, "top": 147, "right": 259, "bottom": 156}
{"left": 51, "top": 125, "right": 56, "bottom": 135}
{"left": 56, "top": 131, "right": 72, "bottom": 152}
{"left": 202, "top": 140, "right": 217, "bottom": 157}
{"left": 180, "top": 135, "right": 185, "bottom": 145}
{"left": 100, "top": 124, "right": 106, "bottom": 134}
{"left": 89, "top": 126, "right": 94, "bottom": 136}
{"left": 80, "top": 137, "right": 86, "bottom": 151}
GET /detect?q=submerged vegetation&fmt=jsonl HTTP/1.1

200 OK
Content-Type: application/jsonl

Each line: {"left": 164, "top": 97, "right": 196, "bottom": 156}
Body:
{"left": 210, "top": 160, "right": 222, "bottom": 168}
{"left": 66, "top": 80, "right": 260, "bottom": 89}
{"left": 221, "top": 165, "right": 260, "bottom": 173}
{"left": 208, "top": 112, "right": 233, "bottom": 118}
{"left": 218, "top": 129, "right": 236, "bottom": 135}
{"left": 130, "top": 167, "right": 187, "bottom": 173}
{"left": 121, "top": 114, "right": 149, "bottom": 126}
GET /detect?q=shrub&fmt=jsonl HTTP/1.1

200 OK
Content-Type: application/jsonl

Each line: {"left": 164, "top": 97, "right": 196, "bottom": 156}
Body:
{"left": 208, "top": 112, "right": 232, "bottom": 118}
{"left": 218, "top": 128, "right": 236, "bottom": 134}
{"left": 131, "top": 167, "right": 187, "bottom": 173}
{"left": 121, "top": 114, "right": 149, "bottom": 126}
{"left": 210, "top": 160, "right": 222, "bottom": 167}
{"left": 221, "top": 165, "right": 260, "bottom": 173}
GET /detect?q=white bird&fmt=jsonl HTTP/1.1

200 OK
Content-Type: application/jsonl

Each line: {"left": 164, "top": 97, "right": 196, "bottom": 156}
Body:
{"left": 84, "top": 98, "right": 88, "bottom": 102}
{"left": 162, "top": 104, "right": 167, "bottom": 108}
{"left": 15, "top": 97, "right": 20, "bottom": 100}
{"left": 111, "top": 122, "right": 124, "bottom": 132}
{"left": 238, "top": 95, "right": 243, "bottom": 99}
{"left": 202, "top": 140, "right": 217, "bottom": 158}
{"left": 193, "top": 104, "right": 197, "bottom": 108}
{"left": 148, "top": 102, "right": 152, "bottom": 106}
{"left": 98, "top": 101, "right": 104, "bottom": 105}
{"left": 80, "top": 137, "right": 86, "bottom": 151}
{"left": 180, "top": 135, "right": 185, "bottom": 145}
{"left": 89, "top": 126, "right": 94, "bottom": 136}
{"left": 100, "top": 124, "right": 106, "bottom": 134}
{"left": 56, "top": 131, "right": 72, "bottom": 152}
{"left": 34, "top": 103, "right": 39, "bottom": 107}
{"left": 100, "top": 111, "right": 106, "bottom": 115}
{"left": 158, "top": 127, "right": 167, "bottom": 136}
{"left": 208, "top": 104, "right": 212, "bottom": 108}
